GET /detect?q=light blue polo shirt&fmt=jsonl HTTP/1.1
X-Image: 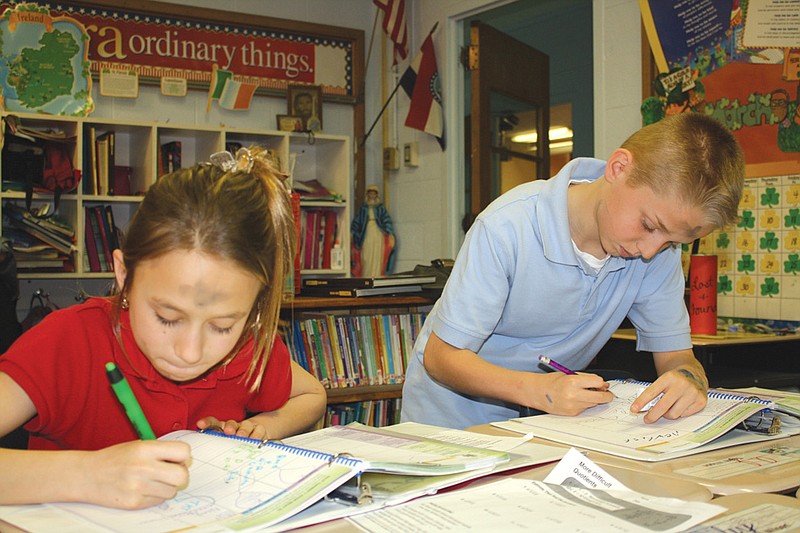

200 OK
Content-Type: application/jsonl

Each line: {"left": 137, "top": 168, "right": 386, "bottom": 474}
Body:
{"left": 400, "top": 157, "right": 691, "bottom": 429}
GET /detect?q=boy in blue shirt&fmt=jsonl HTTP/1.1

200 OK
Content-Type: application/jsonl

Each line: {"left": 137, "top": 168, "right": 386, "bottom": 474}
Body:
{"left": 401, "top": 113, "right": 745, "bottom": 430}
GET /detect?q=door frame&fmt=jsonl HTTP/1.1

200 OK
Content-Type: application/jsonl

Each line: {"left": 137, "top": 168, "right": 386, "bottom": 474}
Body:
{"left": 468, "top": 21, "right": 550, "bottom": 222}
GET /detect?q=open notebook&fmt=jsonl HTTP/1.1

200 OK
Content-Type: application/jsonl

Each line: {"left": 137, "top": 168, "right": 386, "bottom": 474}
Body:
{"left": 0, "top": 425, "right": 511, "bottom": 533}
{"left": 494, "top": 379, "right": 800, "bottom": 462}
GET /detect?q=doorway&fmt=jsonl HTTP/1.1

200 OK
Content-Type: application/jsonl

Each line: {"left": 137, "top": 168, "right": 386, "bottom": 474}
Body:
{"left": 460, "top": 0, "right": 593, "bottom": 232}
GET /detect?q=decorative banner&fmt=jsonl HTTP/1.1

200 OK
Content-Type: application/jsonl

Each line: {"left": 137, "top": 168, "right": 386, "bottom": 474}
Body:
{"left": 689, "top": 255, "right": 718, "bottom": 336}
{"left": 0, "top": 1, "right": 358, "bottom": 100}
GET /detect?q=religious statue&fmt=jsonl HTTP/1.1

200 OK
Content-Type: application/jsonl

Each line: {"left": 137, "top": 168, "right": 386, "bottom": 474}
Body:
{"left": 351, "top": 185, "right": 395, "bottom": 277}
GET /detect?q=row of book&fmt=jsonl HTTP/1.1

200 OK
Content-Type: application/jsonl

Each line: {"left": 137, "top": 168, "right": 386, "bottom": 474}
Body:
{"left": 280, "top": 310, "right": 427, "bottom": 388}
{"left": 83, "top": 204, "right": 120, "bottom": 272}
{"left": 85, "top": 128, "right": 132, "bottom": 196}
{"left": 324, "top": 398, "right": 402, "bottom": 428}
{"left": 3, "top": 202, "right": 76, "bottom": 271}
{"left": 300, "top": 208, "right": 340, "bottom": 270}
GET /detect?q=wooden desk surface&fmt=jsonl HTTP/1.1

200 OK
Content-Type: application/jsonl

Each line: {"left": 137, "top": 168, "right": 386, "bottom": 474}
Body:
{"left": 470, "top": 423, "right": 800, "bottom": 496}
{"left": 612, "top": 328, "right": 799, "bottom": 347}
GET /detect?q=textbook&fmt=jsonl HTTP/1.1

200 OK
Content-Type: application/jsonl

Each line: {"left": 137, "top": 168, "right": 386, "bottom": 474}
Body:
{"left": 284, "top": 422, "right": 510, "bottom": 475}
{"left": 302, "top": 273, "right": 437, "bottom": 288}
{"left": 264, "top": 422, "right": 564, "bottom": 532}
{"left": 0, "top": 424, "right": 510, "bottom": 532}
{"left": 0, "top": 429, "right": 361, "bottom": 533}
{"left": 496, "top": 379, "right": 800, "bottom": 462}
{"left": 302, "top": 284, "right": 424, "bottom": 297}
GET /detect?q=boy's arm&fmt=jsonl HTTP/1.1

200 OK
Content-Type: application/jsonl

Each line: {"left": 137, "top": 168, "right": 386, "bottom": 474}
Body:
{"left": 0, "top": 372, "right": 190, "bottom": 509}
{"left": 632, "top": 349, "right": 709, "bottom": 423}
{"left": 423, "top": 332, "right": 613, "bottom": 416}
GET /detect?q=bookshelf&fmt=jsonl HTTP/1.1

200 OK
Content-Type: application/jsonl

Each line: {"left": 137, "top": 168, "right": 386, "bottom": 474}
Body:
{"left": 281, "top": 294, "right": 438, "bottom": 427}
{"left": 0, "top": 112, "right": 351, "bottom": 280}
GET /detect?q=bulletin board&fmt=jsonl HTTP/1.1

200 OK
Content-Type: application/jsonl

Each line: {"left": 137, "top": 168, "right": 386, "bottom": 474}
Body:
{"left": 640, "top": 0, "right": 800, "bottom": 177}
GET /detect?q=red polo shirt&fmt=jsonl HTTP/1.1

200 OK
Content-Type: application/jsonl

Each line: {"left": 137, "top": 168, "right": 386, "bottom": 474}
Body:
{"left": 0, "top": 298, "right": 291, "bottom": 450}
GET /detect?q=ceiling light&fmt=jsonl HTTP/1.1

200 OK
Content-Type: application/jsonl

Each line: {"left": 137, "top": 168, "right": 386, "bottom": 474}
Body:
{"left": 511, "top": 126, "right": 573, "bottom": 144}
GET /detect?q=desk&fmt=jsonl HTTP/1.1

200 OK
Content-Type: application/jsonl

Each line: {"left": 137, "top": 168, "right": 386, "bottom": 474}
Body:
{"left": 470, "top": 424, "right": 800, "bottom": 496}
{"left": 595, "top": 328, "right": 800, "bottom": 388}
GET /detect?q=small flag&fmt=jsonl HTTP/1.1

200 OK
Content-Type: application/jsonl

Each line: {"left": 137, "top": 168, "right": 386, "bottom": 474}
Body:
{"left": 219, "top": 78, "right": 258, "bottom": 110}
{"left": 373, "top": 0, "right": 408, "bottom": 65}
{"left": 400, "top": 33, "right": 445, "bottom": 149}
{"left": 206, "top": 64, "right": 233, "bottom": 112}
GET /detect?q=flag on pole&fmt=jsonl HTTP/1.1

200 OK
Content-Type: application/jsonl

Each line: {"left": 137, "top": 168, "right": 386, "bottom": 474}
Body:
{"left": 206, "top": 65, "right": 233, "bottom": 112}
{"left": 219, "top": 78, "right": 258, "bottom": 110}
{"left": 400, "top": 33, "right": 445, "bottom": 149}
{"left": 373, "top": 0, "right": 408, "bottom": 65}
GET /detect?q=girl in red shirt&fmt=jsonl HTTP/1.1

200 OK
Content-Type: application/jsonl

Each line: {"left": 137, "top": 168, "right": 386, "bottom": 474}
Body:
{"left": 0, "top": 147, "right": 326, "bottom": 509}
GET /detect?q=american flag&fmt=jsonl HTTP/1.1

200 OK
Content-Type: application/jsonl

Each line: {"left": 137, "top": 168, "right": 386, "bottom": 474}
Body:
{"left": 373, "top": 0, "right": 408, "bottom": 65}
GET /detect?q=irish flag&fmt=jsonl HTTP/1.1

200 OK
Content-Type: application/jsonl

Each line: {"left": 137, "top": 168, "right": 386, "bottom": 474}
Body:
{"left": 219, "top": 78, "right": 258, "bottom": 110}
{"left": 206, "top": 65, "right": 233, "bottom": 112}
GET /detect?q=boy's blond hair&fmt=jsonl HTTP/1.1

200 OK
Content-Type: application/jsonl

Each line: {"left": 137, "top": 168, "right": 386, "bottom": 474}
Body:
{"left": 621, "top": 113, "right": 745, "bottom": 229}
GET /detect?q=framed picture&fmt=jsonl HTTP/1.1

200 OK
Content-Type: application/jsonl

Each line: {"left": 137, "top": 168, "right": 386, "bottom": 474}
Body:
{"left": 277, "top": 115, "right": 305, "bottom": 132}
{"left": 287, "top": 84, "right": 323, "bottom": 132}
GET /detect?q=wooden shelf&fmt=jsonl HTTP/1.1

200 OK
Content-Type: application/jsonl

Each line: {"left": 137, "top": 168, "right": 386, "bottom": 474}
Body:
{"left": 282, "top": 293, "right": 438, "bottom": 311}
{"left": 325, "top": 384, "right": 403, "bottom": 404}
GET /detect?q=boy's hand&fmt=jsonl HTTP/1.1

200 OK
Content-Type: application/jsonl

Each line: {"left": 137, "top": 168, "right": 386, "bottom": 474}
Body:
{"left": 82, "top": 440, "right": 190, "bottom": 509}
{"left": 530, "top": 372, "right": 614, "bottom": 416}
{"left": 630, "top": 369, "right": 707, "bottom": 423}
{"left": 196, "top": 416, "right": 268, "bottom": 440}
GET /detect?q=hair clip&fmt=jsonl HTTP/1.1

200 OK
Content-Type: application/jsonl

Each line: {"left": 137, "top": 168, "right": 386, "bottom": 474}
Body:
{"left": 209, "top": 151, "right": 237, "bottom": 172}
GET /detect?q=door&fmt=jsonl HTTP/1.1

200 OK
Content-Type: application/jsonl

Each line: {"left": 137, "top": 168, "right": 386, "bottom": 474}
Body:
{"left": 467, "top": 21, "right": 550, "bottom": 228}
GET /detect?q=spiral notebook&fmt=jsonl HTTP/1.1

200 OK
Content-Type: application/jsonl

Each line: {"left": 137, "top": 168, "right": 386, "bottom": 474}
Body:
{"left": 497, "top": 379, "right": 800, "bottom": 462}
{"left": 0, "top": 425, "right": 513, "bottom": 532}
{"left": 0, "top": 429, "right": 364, "bottom": 533}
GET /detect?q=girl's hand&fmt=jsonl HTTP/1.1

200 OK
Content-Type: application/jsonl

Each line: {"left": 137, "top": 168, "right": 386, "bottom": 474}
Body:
{"left": 80, "top": 440, "right": 190, "bottom": 509}
{"left": 197, "top": 416, "right": 268, "bottom": 440}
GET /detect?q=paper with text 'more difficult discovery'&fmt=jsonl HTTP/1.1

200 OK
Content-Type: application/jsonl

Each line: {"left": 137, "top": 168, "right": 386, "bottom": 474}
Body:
{"left": 348, "top": 448, "right": 726, "bottom": 533}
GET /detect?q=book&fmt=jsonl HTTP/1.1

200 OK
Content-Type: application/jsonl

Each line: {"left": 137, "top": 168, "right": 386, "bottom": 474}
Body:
{"left": 302, "top": 284, "right": 424, "bottom": 298}
{"left": 92, "top": 205, "right": 114, "bottom": 271}
{"left": 499, "top": 379, "right": 800, "bottom": 462}
{"left": 102, "top": 204, "right": 120, "bottom": 253}
{"left": 86, "top": 125, "right": 97, "bottom": 194}
{"left": 269, "top": 422, "right": 565, "bottom": 532}
{"left": 3, "top": 202, "right": 76, "bottom": 256}
{"left": 95, "top": 131, "right": 112, "bottom": 195}
{"left": 293, "top": 178, "right": 343, "bottom": 202}
{"left": 86, "top": 206, "right": 109, "bottom": 271}
{"left": 83, "top": 208, "right": 101, "bottom": 272}
{"left": 113, "top": 165, "right": 132, "bottom": 196}
{"left": 0, "top": 429, "right": 361, "bottom": 533}
{"left": 284, "top": 422, "right": 510, "bottom": 476}
{"left": 303, "top": 273, "right": 437, "bottom": 289}
{"left": 0, "top": 424, "right": 550, "bottom": 533}
{"left": 160, "top": 141, "right": 182, "bottom": 175}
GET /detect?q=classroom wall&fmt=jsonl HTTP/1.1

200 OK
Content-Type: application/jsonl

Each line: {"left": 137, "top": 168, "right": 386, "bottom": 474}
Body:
{"left": 384, "top": 0, "right": 643, "bottom": 266}
{"left": 16, "top": 0, "right": 645, "bottom": 313}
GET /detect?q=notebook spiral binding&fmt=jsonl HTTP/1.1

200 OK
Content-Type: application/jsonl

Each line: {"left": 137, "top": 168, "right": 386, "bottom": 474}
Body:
{"left": 198, "top": 428, "right": 366, "bottom": 468}
{"left": 618, "top": 379, "right": 773, "bottom": 405}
